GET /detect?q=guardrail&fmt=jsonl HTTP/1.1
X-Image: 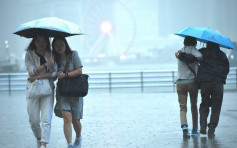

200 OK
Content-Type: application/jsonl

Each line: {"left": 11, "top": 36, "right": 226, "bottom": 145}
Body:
{"left": 0, "top": 68, "right": 237, "bottom": 95}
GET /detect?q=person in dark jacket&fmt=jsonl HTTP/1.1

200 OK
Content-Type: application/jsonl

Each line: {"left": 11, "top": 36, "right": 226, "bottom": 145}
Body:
{"left": 197, "top": 41, "right": 229, "bottom": 138}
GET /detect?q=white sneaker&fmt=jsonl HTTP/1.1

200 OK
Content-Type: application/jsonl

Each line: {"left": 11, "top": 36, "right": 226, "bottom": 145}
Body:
{"left": 40, "top": 146, "right": 46, "bottom": 148}
{"left": 73, "top": 137, "right": 82, "bottom": 148}
{"left": 68, "top": 143, "right": 73, "bottom": 148}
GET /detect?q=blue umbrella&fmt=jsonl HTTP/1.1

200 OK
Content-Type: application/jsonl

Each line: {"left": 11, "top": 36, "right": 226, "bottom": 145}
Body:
{"left": 175, "top": 27, "right": 236, "bottom": 50}
{"left": 13, "top": 17, "right": 85, "bottom": 38}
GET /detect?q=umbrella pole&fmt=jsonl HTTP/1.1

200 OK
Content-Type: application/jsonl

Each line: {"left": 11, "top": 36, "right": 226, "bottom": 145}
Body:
{"left": 49, "top": 37, "right": 55, "bottom": 65}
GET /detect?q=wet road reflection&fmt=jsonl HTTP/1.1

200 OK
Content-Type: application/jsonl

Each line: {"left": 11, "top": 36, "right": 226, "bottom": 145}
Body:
{"left": 181, "top": 136, "right": 223, "bottom": 148}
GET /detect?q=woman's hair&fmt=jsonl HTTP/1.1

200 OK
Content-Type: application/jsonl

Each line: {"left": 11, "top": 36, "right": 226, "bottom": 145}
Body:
{"left": 184, "top": 36, "right": 197, "bottom": 46}
{"left": 25, "top": 34, "right": 51, "bottom": 51}
{"left": 52, "top": 36, "right": 73, "bottom": 67}
{"left": 206, "top": 41, "right": 220, "bottom": 49}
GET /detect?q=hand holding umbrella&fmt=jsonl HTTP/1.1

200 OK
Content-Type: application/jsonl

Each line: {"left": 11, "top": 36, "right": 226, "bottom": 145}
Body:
{"left": 46, "top": 56, "right": 54, "bottom": 66}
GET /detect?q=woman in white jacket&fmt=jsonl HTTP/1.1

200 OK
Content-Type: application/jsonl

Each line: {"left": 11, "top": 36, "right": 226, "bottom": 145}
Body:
{"left": 25, "top": 34, "right": 57, "bottom": 148}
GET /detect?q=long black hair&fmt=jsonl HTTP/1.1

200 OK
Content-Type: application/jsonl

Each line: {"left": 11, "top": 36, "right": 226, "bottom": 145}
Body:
{"left": 25, "top": 34, "right": 51, "bottom": 52}
{"left": 52, "top": 36, "right": 73, "bottom": 67}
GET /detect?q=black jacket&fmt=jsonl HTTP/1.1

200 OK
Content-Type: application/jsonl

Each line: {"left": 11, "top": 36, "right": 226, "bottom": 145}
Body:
{"left": 196, "top": 47, "right": 229, "bottom": 84}
{"left": 178, "top": 52, "right": 199, "bottom": 64}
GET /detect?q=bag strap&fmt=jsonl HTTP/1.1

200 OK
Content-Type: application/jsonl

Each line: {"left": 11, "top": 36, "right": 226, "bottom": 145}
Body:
{"left": 186, "top": 63, "right": 196, "bottom": 77}
{"left": 182, "top": 47, "right": 197, "bottom": 77}
{"left": 64, "top": 53, "right": 72, "bottom": 73}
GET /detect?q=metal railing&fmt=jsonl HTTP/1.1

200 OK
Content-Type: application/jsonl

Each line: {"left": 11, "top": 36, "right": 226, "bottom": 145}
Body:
{"left": 0, "top": 68, "right": 237, "bottom": 95}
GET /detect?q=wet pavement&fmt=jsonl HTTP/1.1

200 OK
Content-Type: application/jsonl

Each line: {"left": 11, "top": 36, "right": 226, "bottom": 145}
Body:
{"left": 0, "top": 90, "right": 237, "bottom": 148}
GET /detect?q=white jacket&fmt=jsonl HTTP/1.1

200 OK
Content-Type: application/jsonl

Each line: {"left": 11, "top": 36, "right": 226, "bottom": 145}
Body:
{"left": 25, "top": 50, "right": 57, "bottom": 88}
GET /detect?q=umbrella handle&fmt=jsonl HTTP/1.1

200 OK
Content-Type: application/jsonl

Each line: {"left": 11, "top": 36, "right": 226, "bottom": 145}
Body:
{"left": 50, "top": 50, "right": 55, "bottom": 65}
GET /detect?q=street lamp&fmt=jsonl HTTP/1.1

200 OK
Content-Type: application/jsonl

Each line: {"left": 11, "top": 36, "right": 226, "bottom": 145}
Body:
{"left": 4, "top": 40, "right": 10, "bottom": 62}
{"left": 5, "top": 40, "right": 9, "bottom": 48}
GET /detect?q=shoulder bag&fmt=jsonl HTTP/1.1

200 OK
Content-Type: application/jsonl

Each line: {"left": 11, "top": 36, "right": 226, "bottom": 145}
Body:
{"left": 57, "top": 53, "right": 89, "bottom": 97}
{"left": 28, "top": 79, "right": 52, "bottom": 98}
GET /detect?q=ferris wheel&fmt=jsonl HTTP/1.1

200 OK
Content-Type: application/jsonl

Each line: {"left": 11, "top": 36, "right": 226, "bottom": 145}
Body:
{"left": 82, "top": 0, "right": 136, "bottom": 57}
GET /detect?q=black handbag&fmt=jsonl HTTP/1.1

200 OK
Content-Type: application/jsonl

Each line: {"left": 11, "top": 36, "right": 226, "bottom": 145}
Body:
{"left": 57, "top": 53, "right": 89, "bottom": 97}
{"left": 57, "top": 74, "right": 89, "bottom": 97}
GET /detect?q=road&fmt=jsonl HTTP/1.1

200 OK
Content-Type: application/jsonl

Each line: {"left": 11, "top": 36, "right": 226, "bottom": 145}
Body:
{"left": 0, "top": 90, "right": 236, "bottom": 148}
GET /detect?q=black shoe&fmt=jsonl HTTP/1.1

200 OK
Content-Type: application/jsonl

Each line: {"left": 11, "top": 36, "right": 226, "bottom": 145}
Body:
{"left": 200, "top": 127, "right": 207, "bottom": 135}
{"left": 208, "top": 132, "right": 215, "bottom": 138}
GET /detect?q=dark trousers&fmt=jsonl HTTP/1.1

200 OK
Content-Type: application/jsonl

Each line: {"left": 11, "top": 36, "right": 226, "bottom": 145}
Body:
{"left": 199, "top": 82, "right": 224, "bottom": 133}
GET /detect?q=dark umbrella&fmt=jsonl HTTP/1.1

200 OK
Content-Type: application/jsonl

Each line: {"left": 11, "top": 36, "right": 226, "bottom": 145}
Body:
{"left": 13, "top": 17, "right": 85, "bottom": 38}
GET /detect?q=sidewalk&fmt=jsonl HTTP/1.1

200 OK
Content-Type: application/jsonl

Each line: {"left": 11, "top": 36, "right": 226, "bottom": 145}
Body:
{"left": 0, "top": 91, "right": 237, "bottom": 148}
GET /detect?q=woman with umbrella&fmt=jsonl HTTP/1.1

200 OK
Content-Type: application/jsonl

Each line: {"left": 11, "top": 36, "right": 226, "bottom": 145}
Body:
{"left": 14, "top": 17, "right": 85, "bottom": 147}
{"left": 52, "top": 36, "right": 83, "bottom": 148}
{"left": 25, "top": 33, "right": 57, "bottom": 148}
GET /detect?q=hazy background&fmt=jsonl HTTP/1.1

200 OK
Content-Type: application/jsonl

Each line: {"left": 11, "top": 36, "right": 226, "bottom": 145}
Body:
{"left": 0, "top": 0, "right": 237, "bottom": 72}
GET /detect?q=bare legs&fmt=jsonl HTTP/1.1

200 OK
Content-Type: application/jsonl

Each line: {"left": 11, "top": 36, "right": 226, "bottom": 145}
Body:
{"left": 62, "top": 110, "right": 82, "bottom": 144}
{"left": 72, "top": 119, "right": 82, "bottom": 138}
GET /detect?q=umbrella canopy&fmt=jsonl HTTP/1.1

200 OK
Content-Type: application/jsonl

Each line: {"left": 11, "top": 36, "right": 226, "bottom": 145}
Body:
{"left": 175, "top": 27, "right": 236, "bottom": 50}
{"left": 13, "top": 17, "right": 85, "bottom": 38}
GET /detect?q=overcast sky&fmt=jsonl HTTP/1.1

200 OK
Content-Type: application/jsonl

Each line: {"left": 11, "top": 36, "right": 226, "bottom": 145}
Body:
{"left": 0, "top": 0, "right": 236, "bottom": 70}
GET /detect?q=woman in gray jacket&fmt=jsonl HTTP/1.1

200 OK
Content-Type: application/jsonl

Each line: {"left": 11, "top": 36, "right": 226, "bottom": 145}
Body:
{"left": 175, "top": 36, "right": 202, "bottom": 138}
{"left": 52, "top": 36, "right": 83, "bottom": 148}
{"left": 25, "top": 34, "right": 57, "bottom": 148}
